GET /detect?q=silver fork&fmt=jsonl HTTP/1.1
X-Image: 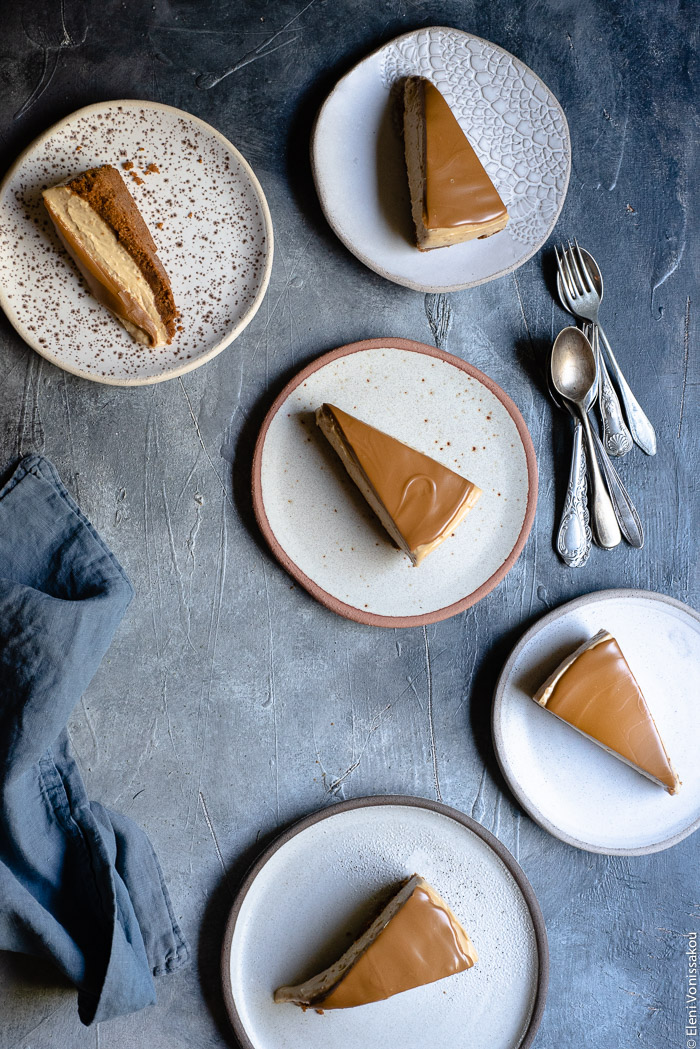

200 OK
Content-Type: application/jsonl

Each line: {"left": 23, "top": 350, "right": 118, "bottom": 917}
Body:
{"left": 555, "top": 255, "right": 632, "bottom": 458}
{"left": 555, "top": 241, "right": 657, "bottom": 456}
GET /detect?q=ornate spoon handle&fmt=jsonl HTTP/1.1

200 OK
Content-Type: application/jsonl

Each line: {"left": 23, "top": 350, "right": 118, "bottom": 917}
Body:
{"left": 590, "top": 429, "right": 644, "bottom": 548}
{"left": 598, "top": 324, "right": 657, "bottom": 456}
{"left": 557, "top": 420, "right": 592, "bottom": 567}
{"left": 592, "top": 325, "right": 633, "bottom": 457}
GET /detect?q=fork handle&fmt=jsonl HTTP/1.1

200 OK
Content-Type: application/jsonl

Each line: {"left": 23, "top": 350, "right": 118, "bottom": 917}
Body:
{"left": 598, "top": 325, "right": 657, "bottom": 456}
{"left": 591, "top": 428, "right": 644, "bottom": 548}
{"left": 578, "top": 407, "right": 622, "bottom": 549}
{"left": 591, "top": 326, "right": 633, "bottom": 457}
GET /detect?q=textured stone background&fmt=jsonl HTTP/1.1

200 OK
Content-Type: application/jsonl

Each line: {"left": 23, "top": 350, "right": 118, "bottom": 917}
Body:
{"left": 0, "top": 1, "right": 697, "bottom": 1047}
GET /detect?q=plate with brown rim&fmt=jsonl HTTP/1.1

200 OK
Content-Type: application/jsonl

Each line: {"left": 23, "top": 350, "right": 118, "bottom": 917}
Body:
{"left": 252, "top": 337, "right": 537, "bottom": 627}
{"left": 221, "top": 795, "right": 548, "bottom": 1049}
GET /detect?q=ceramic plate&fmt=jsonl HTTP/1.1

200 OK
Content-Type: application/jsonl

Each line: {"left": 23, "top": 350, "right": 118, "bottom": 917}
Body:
{"left": 311, "top": 27, "right": 570, "bottom": 292}
{"left": 0, "top": 100, "right": 273, "bottom": 385}
{"left": 252, "top": 338, "right": 537, "bottom": 627}
{"left": 222, "top": 796, "right": 548, "bottom": 1049}
{"left": 493, "top": 589, "right": 700, "bottom": 855}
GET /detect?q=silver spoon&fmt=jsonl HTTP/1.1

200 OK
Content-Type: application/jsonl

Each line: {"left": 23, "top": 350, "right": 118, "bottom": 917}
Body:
{"left": 551, "top": 327, "right": 621, "bottom": 549}
{"left": 556, "top": 248, "right": 632, "bottom": 457}
{"left": 546, "top": 357, "right": 591, "bottom": 566}
{"left": 548, "top": 350, "right": 644, "bottom": 551}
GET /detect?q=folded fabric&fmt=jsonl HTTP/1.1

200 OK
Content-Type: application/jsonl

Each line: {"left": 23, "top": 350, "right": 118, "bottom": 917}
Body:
{"left": 0, "top": 455, "right": 189, "bottom": 1025}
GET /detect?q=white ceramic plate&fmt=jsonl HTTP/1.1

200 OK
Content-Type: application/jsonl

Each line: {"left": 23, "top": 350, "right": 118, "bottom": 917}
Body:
{"left": 493, "top": 589, "right": 700, "bottom": 854}
{"left": 311, "top": 27, "right": 570, "bottom": 292}
{"left": 252, "top": 338, "right": 537, "bottom": 627}
{"left": 222, "top": 796, "right": 547, "bottom": 1049}
{"left": 0, "top": 100, "right": 273, "bottom": 385}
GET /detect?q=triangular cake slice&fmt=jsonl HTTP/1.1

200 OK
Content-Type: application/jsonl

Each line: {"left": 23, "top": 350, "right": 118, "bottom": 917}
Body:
{"left": 534, "top": 629, "right": 680, "bottom": 794}
{"left": 403, "top": 76, "right": 509, "bottom": 250}
{"left": 43, "top": 164, "right": 177, "bottom": 347}
{"left": 316, "top": 403, "right": 481, "bottom": 566}
{"left": 274, "top": 875, "right": 478, "bottom": 1009}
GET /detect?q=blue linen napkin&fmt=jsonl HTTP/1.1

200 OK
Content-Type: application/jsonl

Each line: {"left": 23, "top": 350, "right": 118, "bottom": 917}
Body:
{"left": 0, "top": 455, "right": 189, "bottom": 1025}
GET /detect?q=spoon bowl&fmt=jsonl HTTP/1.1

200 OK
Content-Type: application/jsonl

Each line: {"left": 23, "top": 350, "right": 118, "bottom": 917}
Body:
{"left": 550, "top": 326, "right": 598, "bottom": 410}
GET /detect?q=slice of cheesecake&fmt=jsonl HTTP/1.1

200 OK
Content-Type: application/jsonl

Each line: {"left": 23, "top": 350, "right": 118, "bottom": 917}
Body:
{"left": 534, "top": 629, "right": 680, "bottom": 794}
{"left": 274, "top": 875, "right": 478, "bottom": 1009}
{"left": 403, "top": 76, "right": 509, "bottom": 251}
{"left": 316, "top": 403, "right": 481, "bottom": 566}
{"left": 43, "top": 165, "right": 177, "bottom": 347}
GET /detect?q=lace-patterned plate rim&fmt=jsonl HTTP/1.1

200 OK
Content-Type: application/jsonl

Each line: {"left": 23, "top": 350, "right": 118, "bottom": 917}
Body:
{"left": 311, "top": 27, "right": 571, "bottom": 292}
{"left": 0, "top": 100, "right": 274, "bottom": 386}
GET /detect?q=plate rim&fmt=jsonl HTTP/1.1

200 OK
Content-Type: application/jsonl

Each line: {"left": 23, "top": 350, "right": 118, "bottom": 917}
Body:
{"left": 251, "top": 336, "right": 538, "bottom": 628}
{"left": 0, "top": 98, "right": 274, "bottom": 387}
{"left": 310, "top": 25, "right": 572, "bottom": 293}
{"left": 220, "top": 793, "right": 549, "bottom": 1049}
{"left": 492, "top": 587, "right": 700, "bottom": 856}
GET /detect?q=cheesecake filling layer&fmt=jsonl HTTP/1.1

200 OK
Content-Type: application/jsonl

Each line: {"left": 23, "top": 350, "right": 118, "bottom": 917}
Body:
{"left": 317, "top": 404, "right": 481, "bottom": 566}
{"left": 43, "top": 186, "right": 168, "bottom": 347}
{"left": 274, "top": 875, "right": 477, "bottom": 1009}
{"left": 534, "top": 629, "right": 680, "bottom": 794}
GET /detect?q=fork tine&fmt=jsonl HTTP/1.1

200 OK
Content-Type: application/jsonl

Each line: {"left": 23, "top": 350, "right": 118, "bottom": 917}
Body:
{"left": 566, "top": 239, "right": 586, "bottom": 295}
{"left": 555, "top": 244, "right": 574, "bottom": 299}
{"left": 573, "top": 238, "right": 594, "bottom": 293}
{"left": 561, "top": 243, "right": 581, "bottom": 297}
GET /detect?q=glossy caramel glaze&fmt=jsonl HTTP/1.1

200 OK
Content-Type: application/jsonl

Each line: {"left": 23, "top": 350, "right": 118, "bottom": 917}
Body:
{"left": 320, "top": 882, "right": 477, "bottom": 1008}
{"left": 537, "top": 632, "right": 679, "bottom": 793}
{"left": 420, "top": 78, "right": 508, "bottom": 231}
{"left": 322, "top": 404, "right": 480, "bottom": 559}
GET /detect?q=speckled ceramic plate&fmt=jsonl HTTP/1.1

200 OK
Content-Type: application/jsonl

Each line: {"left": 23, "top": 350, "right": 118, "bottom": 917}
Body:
{"left": 493, "top": 590, "right": 700, "bottom": 855}
{"left": 0, "top": 100, "right": 273, "bottom": 385}
{"left": 221, "top": 796, "right": 548, "bottom": 1049}
{"left": 252, "top": 338, "right": 537, "bottom": 627}
{"left": 311, "top": 27, "right": 570, "bottom": 292}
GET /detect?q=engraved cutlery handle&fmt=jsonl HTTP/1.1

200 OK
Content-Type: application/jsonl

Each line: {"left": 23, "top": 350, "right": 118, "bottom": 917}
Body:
{"left": 590, "top": 429, "right": 644, "bottom": 548}
{"left": 593, "top": 326, "right": 633, "bottom": 457}
{"left": 579, "top": 408, "right": 622, "bottom": 549}
{"left": 598, "top": 324, "right": 657, "bottom": 456}
{"left": 557, "top": 420, "right": 592, "bottom": 567}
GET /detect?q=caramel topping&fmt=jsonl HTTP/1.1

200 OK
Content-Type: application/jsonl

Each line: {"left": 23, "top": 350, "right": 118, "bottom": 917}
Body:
{"left": 320, "top": 883, "right": 477, "bottom": 1009}
{"left": 420, "top": 78, "right": 508, "bottom": 231}
{"left": 322, "top": 404, "right": 480, "bottom": 560}
{"left": 535, "top": 631, "right": 679, "bottom": 794}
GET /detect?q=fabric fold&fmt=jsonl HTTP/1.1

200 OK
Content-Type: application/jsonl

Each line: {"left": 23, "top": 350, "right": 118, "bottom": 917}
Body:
{"left": 0, "top": 455, "right": 189, "bottom": 1024}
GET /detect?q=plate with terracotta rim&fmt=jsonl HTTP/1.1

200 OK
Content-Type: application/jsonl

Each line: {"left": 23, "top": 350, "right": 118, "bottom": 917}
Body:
{"left": 311, "top": 26, "right": 570, "bottom": 292}
{"left": 252, "top": 337, "right": 537, "bottom": 628}
{"left": 0, "top": 99, "right": 273, "bottom": 385}
{"left": 221, "top": 795, "right": 548, "bottom": 1049}
{"left": 492, "top": 589, "right": 700, "bottom": 855}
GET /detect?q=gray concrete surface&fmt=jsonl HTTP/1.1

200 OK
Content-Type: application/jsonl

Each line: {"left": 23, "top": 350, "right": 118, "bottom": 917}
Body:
{"left": 0, "top": 1, "right": 698, "bottom": 1047}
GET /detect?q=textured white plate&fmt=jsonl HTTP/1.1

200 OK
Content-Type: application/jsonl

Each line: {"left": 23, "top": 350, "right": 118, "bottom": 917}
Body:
{"left": 253, "top": 339, "right": 537, "bottom": 627}
{"left": 222, "top": 797, "right": 547, "bottom": 1049}
{"left": 0, "top": 100, "right": 273, "bottom": 385}
{"left": 493, "top": 590, "right": 700, "bottom": 854}
{"left": 311, "top": 27, "right": 570, "bottom": 292}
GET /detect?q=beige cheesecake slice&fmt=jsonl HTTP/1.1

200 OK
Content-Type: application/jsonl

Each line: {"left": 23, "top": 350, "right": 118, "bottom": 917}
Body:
{"left": 43, "top": 165, "right": 177, "bottom": 347}
{"left": 274, "top": 875, "right": 478, "bottom": 1009}
{"left": 316, "top": 403, "right": 481, "bottom": 566}
{"left": 534, "top": 629, "right": 680, "bottom": 794}
{"left": 403, "top": 76, "right": 509, "bottom": 250}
